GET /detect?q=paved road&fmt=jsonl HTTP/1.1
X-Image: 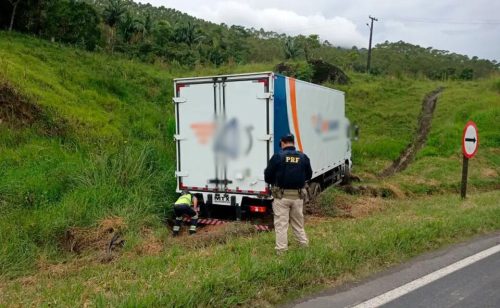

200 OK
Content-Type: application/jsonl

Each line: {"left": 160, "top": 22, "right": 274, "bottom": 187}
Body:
{"left": 291, "top": 232, "right": 500, "bottom": 308}
{"left": 382, "top": 251, "right": 500, "bottom": 308}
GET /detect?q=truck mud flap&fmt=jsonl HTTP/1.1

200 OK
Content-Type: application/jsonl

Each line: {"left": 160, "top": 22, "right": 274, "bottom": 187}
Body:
{"left": 198, "top": 218, "right": 225, "bottom": 225}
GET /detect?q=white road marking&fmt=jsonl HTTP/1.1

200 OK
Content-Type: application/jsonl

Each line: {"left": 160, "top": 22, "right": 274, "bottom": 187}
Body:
{"left": 352, "top": 244, "right": 500, "bottom": 308}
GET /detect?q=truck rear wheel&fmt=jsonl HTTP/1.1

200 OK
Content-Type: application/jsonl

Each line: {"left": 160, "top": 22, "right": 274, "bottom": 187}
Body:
{"left": 308, "top": 182, "right": 322, "bottom": 201}
{"left": 341, "top": 162, "right": 352, "bottom": 185}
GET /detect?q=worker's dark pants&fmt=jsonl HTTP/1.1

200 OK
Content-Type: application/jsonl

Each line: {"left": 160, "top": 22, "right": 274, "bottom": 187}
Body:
{"left": 173, "top": 204, "right": 198, "bottom": 234}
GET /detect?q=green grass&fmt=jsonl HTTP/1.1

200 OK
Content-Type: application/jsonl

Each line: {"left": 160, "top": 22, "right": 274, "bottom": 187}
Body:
{"left": 336, "top": 75, "right": 500, "bottom": 193}
{"left": 1, "top": 191, "right": 499, "bottom": 306}
{"left": 0, "top": 32, "right": 276, "bottom": 278}
{"left": 0, "top": 31, "right": 499, "bottom": 305}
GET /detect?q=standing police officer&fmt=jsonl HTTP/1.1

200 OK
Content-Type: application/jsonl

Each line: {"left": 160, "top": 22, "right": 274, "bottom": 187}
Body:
{"left": 264, "top": 134, "right": 312, "bottom": 254}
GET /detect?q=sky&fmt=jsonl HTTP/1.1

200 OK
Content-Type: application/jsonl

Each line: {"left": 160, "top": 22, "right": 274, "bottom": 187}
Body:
{"left": 140, "top": 0, "right": 500, "bottom": 61}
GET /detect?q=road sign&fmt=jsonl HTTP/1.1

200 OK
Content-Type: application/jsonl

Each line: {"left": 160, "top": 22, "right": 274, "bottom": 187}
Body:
{"left": 461, "top": 121, "right": 479, "bottom": 199}
{"left": 462, "top": 121, "right": 479, "bottom": 158}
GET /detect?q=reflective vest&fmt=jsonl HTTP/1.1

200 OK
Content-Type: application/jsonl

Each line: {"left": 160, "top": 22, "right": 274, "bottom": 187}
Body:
{"left": 175, "top": 194, "right": 192, "bottom": 205}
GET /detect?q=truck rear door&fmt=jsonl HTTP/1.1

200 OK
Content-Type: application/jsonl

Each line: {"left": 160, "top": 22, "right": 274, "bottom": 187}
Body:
{"left": 174, "top": 74, "right": 272, "bottom": 198}
{"left": 221, "top": 76, "right": 271, "bottom": 195}
{"left": 174, "top": 81, "right": 217, "bottom": 191}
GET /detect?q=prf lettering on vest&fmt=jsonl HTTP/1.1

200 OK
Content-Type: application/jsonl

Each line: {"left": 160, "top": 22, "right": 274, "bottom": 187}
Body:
{"left": 286, "top": 156, "right": 300, "bottom": 163}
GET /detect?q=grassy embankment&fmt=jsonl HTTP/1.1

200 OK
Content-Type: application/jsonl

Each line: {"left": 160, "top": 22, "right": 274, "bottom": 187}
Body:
{"left": 1, "top": 192, "right": 499, "bottom": 306}
{"left": 0, "top": 32, "right": 272, "bottom": 279}
{"left": 0, "top": 32, "right": 499, "bottom": 305}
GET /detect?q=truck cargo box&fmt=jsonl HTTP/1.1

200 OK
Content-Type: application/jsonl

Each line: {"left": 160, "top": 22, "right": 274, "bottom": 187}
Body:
{"left": 173, "top": 72, "right": 351, "bottom": 216}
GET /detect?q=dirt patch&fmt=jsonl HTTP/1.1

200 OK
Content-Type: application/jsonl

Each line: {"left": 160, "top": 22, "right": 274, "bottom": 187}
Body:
{"left": 339, "top": 183, "right": 405, "bottom": 199}
{"left": 481, "top": 168, "right": 498, "bottom": 178}
{"left": 309, "top": 194, "right": 385, "bottom": 219}
{"left": 380, "top": 183, "right": 406, "bottom": 199}
{"left": 306, "top": 191, "right": 353, "bottom": 217}
{"left": 380, "top": 87, "right": 444, "bottom": 177}
{"left": 61, "top": 216, "right": 126, "bottom": 259}
{"left": 350, "top": 197, "right": 385, "bottom": 218}
{"left": 307, "top": 182, "right": 399, "bottom": 218}
{"left": 35, "top": 254, "right": 98, "bottom": 281}
{"left": 133, "top": 228, "right": 164, "bottom": 256}
{"left": 0, "top": 82, "right": 41, "bottom": 127}
{"left": 174, "top": 223, "right": 258, "bottom": 249}
{"left": 0, "top": 81, "right": 66, "bottom": 136}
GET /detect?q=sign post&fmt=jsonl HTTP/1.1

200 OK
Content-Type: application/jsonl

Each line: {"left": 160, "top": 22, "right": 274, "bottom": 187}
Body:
{"left": 461, "top": 121, "right": 479, "bottom": 199}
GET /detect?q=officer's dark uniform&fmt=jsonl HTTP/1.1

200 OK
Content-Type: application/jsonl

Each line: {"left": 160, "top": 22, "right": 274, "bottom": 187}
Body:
{"left": 264, "top": 146, "right": 312, "bottom": 190}
{"left": 264, "top": 134, "right": 312, "bottom": 253}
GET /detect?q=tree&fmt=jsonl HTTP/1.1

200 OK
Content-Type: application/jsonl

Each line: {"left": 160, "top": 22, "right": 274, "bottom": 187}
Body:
{"left": 175, "top": 21, "right": 202, "bottom": 47}
{"left": 459, "top": 68, "right": 474, "bottom": 80}
{"left": 284, "top": 37, "right": 300, "bottom": 60}
{"left": 44, "top": 1, "right": 100, "bottom": 49}
{"left": 119, "top": 11, "right": 140, "bottom": 43}
{"left": 102, "top": 0, "right": 126, "bottom": 28}
{"left": 7, "top": 0, "right": 21, "bottom": 31}
{"left": 152, "top": 20, "right": 171, "bottom": 48}
{"left": 102, "top": 0, "right": 127, "bottom": 51}
{"left": 296, "top": 34, "right": 321, "bottom": 61}
{"left": 142, "top": 13, "right": 153, "bottom": 37}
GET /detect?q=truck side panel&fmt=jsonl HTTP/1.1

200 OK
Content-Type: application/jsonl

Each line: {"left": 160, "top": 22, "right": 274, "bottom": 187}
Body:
{"left": 273, "top": 75, "right": 291, "bottom": 154}
{"left": 274, "top": 75, "right": 350, "bottom": 180}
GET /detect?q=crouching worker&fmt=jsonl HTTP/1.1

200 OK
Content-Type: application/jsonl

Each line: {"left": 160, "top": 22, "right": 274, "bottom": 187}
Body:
{"left": 173, "top": 190, "right": 199, "bottom": 236}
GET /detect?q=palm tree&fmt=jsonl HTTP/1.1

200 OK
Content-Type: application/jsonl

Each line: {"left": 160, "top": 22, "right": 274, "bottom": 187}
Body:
{"left": 102, "top": 0, "right": 127, "bottom": 51}
{"left": 142, "top": 13, "right": 153, "bottom": 37}
{"left": 284, "top": 37, "right": 300, "bottom": 60}
{"left": 103, "top": 0, "right": 126, "bottom": 27}
{"left": 176, "top": 21, "right": 202, "bottom": 47}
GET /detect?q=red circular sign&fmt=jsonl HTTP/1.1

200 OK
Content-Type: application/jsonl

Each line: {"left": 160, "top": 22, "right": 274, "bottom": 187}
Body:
{"left": 462, "top": 121, "right": 479, "bottom": 158}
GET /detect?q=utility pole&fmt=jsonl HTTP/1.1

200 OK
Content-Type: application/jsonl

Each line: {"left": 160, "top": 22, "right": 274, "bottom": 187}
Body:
{"left": 366, "top": 15, "right": 378, "bottom": 73}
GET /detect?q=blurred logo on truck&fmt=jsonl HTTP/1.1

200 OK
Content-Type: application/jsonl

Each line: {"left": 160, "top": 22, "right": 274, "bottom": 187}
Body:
{"left": 312, "top": 114, "right": 339, "bottom": 134}
{"left": 190, "top": 122, "right": 215, "bottom": 144}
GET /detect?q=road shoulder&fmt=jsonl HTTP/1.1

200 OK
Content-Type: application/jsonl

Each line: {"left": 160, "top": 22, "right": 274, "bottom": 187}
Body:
{"left": 289, "top": 231, "right": 500, "bottom": 308}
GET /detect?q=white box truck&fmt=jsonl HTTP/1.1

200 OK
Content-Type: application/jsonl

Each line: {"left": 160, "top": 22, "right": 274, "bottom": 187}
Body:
{"left": 173, "top": 72, "right": 352, "bottom": 219}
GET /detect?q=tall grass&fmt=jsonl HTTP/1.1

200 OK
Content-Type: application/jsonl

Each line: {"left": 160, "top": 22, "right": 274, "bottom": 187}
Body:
{"left": 0, "top": 144, "right": 176, "bottom": 277}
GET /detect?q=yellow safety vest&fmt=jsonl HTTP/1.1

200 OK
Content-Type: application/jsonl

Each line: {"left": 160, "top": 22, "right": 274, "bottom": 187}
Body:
{"left": 175, "top": 194, "right": 192, "bottom": 205}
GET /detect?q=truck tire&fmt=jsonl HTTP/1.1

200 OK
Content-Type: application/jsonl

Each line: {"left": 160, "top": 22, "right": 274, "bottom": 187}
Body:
{"left": 308, "top": 182, "right": 322, "bottom": 201}
{"left": 341, "top": 163, "right": 352, "bottom": 185}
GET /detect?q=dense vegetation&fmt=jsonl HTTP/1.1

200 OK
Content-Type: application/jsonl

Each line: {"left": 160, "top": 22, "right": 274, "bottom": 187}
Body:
{"left": 1, "top": 0, "right": 498, "bottom": 79}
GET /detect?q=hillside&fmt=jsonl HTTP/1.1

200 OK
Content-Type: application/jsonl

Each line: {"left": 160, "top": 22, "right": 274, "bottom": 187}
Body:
{"left": 0, "top": 32, "right": 499, "bottom": 305}
{"left": 2, "top": 0, "right": 498, "bottom": 78}
{"left": 0, "top": 31, "right": 274, "bottom": 277}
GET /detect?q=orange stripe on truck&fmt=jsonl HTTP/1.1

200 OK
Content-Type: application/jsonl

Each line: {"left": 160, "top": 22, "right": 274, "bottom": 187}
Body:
{"left": 289, "top": 78, "right": 304, "bottom": 152}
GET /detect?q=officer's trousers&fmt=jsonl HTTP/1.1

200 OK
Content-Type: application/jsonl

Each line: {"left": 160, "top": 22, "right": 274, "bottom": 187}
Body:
{"left": 272, "top": 196, "right": 308, "bottom": 252}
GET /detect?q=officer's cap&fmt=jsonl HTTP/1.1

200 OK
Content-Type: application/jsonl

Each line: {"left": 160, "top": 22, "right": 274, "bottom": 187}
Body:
{"left": 280, "top": 134, "right": 295, "bottom": 143}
